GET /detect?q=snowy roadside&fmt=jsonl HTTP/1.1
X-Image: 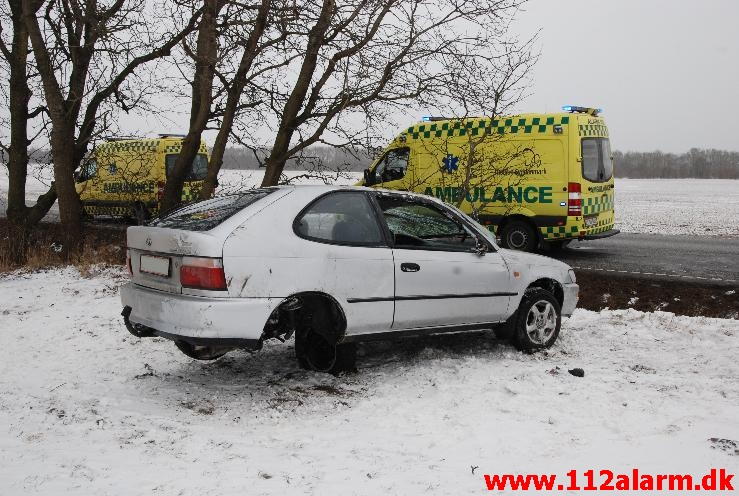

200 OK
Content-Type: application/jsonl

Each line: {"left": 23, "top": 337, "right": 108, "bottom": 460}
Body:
{"left": 1, "top": 268, "right": 738, "bottom": 495}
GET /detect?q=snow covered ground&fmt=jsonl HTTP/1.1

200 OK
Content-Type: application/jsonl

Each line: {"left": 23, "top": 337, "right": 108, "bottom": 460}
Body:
{"left": 1, "top": 166, "right": 737, "bottom": 237}
{"left": 1, "top": 267, "right": 738, "bottom": 495}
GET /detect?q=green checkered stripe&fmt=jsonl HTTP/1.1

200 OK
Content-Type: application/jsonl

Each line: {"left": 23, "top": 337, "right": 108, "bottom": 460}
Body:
{"left": 579, "top": 123, "right": 609, "bottom": 137}
{"left": 181, "top": 186, "right": 203, "bottom": 202}
{"left": 163, "top": 143, "right": 208, "bottom": 154}
{"left": 582, "top": 194, "right": 614, "bottom": 215}
{"left": 407, "top": 116, "right": 570, "bottom": 140}
{"left": 587, "top": 223, "right": 614, "bottom": 235}
{"left": 540, "top": 225, "right": 580, "bottom": 239}
{"left": 83, "top": 204, "right": 135, "bottom": 217}
{"left": 99, "top": 139, "right": 159, "bottom": 153}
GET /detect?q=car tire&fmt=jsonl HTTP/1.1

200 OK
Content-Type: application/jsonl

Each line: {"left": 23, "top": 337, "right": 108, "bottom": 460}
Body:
{"left": 295, "top": 329, "right": 356, "bottom": 375}
{"left": 510, "top": 288, "right": 561, "bottom": 351}
{"left": 174, "top": 340, "right": 230, "bottom": 361}
{"left": 500, "top": 221, "right": 538, "bottom": 252}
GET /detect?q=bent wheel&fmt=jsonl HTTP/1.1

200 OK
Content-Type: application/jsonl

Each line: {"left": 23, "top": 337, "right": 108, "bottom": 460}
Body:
{"left": 295, "top": 329, "right": 356, "bottom": 374}
{"left": 174, "top": 340, "right": 230, "bottom": 361}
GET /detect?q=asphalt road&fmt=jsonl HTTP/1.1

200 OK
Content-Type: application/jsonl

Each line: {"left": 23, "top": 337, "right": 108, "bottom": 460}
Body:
{"left": 551, "top": 232, "right": 739, "bottom": 286}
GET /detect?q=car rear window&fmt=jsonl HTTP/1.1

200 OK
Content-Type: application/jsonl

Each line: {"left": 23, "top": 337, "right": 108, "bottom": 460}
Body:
{"left": 150, "top": 189, "right": 274, "bottom": 231}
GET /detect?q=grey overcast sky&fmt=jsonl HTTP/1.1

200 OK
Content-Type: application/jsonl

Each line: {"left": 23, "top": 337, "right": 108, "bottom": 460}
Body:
{"left": 510, "top": 0, "right": 739, "bottom": 152}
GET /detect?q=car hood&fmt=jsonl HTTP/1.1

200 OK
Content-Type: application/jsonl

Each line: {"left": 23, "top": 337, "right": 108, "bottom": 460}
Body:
{"left": 498, "top": 248, "right": 572, "bottom": 272}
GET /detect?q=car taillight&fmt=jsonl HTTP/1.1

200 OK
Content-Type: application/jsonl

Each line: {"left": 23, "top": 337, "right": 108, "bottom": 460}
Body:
{"left": 180, "top": 257, "right": 227, "bottom": 291}
{"left": 568, "top": 182, "right": 582, "bottom": 216}
{"left": 157, "top": 181, "right": 165, "bottom": 202}
{"left": 126, "top": 251, "right": 133, "bottom": 276}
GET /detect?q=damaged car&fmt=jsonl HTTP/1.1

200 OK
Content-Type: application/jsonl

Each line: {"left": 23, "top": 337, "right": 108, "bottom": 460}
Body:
{"left": 120, "top": 185, "right": 579, "bottom": 373}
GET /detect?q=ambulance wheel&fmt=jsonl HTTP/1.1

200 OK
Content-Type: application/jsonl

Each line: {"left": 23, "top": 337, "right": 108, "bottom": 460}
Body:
{"left": 174, "top": 340, "right": 231, "bottom": 361}
{"left": 500, "top": 221, "right": 538, "bottom": 252}
{"left": 510, "top": 288, "right": 561, "bottom": 351}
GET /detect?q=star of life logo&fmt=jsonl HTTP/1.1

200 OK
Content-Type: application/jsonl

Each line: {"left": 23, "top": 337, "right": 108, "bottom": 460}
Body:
{"left": 441, "top": 154, "right": 459, "bottom": 173}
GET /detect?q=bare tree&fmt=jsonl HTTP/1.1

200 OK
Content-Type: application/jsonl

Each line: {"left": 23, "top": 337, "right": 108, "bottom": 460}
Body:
{"left": 160, "top": 0, "right": 226, "bottom": 213}
{"left": 0, "top": 0, "right": 57, "bottom": 263}
{"left": 21, "top": 0, "right": 201, "bottom": 258}
{"left": 255, "top": 0, "right": 534, "bottom": 187}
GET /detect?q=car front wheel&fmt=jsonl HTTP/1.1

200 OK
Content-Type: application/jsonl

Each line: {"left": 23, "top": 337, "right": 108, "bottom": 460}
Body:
{"left": 510, "top": 288, "right": 561, "bottom": 351}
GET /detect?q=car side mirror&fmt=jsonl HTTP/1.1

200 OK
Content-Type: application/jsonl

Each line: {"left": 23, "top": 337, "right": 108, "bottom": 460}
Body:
{"left": 473, "top": 237, "right": 488, "bottom": 256}
{"left": 363, "top": 168, "right": 372, "bottom": 186}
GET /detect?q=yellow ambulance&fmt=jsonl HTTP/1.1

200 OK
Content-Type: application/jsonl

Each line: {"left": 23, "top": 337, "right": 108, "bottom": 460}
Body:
{"left": 75, "top": 135, "right": 209, "bottom": 223}
{"left": 360, "top": 106, "right": 619, "bottom": 251}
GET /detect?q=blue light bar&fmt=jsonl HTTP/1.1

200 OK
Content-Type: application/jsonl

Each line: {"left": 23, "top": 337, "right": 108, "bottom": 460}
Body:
{"left": 421, "top": 116, "right": 432, "bottom": 122}
{"left": 562, "top": 105, "right": 602, "bottom": 116}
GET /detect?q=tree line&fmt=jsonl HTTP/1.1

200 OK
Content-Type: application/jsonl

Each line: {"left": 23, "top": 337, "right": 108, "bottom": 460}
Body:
{"left": 1, "top": 0, "right": 534, "bottom": 263}
{"left": 8, "top": 146, "right": 739, "bottom": 177}
{"left": 613, "top": 149, "right": 739, "bottom": 179}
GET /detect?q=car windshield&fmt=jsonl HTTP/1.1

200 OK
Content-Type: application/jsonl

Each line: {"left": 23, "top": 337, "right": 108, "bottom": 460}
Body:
{"left": 150, "top": 189, "right": 274, "bottom": 231}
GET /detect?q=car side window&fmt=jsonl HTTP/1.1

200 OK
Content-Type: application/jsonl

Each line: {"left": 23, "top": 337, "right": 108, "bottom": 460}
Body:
{"left": 373, "top": 147, "right": 409, "bottom": 184}
{"left": 375, "top": 195, "right": 478, "bottom": 251}
{"left": 295, "top": 192, "right": 385, "bottom": 246}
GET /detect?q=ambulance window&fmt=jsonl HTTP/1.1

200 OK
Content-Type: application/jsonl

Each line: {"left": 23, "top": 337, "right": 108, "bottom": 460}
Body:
{"left": 600, "top": 139, "right": 613, "bottom": 180}
{"left": 374, "top": 148, "right": 409, "bottom": 183}
{"left": 76, "top": 159, "right": 97, "bottom": 182}
{"left": 166, "top": 153, "right": 208, "bottom": 181}
{"left": 581, "top": 139, "right": 600, "bottom": 182}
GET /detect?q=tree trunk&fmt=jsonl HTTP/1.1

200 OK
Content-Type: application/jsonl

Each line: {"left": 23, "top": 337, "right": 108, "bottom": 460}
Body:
{"left": 48, "top": 127, "right": 83, "bottom": 260}
{"left": 161, "top": 0, "right": 223, "bottom": 213}
{"left": 201, "top": 0, "right": 271, "bottom": 199}
{"left": 260, "top": 0, "right": 334, "bottom": 187}
{"left": 4, "top": 0, "right": 58, "bottom": 264}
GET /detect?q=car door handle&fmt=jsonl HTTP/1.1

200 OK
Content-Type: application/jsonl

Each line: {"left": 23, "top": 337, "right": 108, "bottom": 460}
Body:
{"left": 401, "top": 263, "right": 420, "bottom": 272}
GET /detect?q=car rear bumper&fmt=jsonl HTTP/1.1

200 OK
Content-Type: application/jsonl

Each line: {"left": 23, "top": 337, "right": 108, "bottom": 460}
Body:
{"left": 561, "top": 282, "right": 579, "bottom": 317}
{"left": 119, "top": 282, "right": 277, "bottom": 345}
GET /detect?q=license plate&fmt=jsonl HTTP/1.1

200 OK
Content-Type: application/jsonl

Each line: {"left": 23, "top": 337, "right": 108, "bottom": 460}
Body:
{"left": 584, "top": 215, "right": 599, "bottom": 228}
{"left": 140, "top": 255, "right": 170, "bottom": 277}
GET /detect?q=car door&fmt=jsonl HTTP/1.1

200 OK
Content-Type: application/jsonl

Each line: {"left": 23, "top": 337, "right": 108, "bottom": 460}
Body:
{"left": 373, "top": 193, "right": 514, "bottom": 330}
{"left": 292, "top": 190, "right": 396, "bottom": 335}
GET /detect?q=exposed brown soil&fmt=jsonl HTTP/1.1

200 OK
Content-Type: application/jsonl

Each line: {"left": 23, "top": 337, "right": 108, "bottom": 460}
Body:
{"left": 576, "top": 270, "right": 739, "bottom": 319}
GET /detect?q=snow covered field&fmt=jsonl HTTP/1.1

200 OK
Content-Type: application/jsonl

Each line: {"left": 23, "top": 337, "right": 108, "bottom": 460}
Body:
{"left": 1, "top": 267, "right": 738, "bottom": 495}
{"left": 1, "top": 167, "right": 737, "bottom": 237}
